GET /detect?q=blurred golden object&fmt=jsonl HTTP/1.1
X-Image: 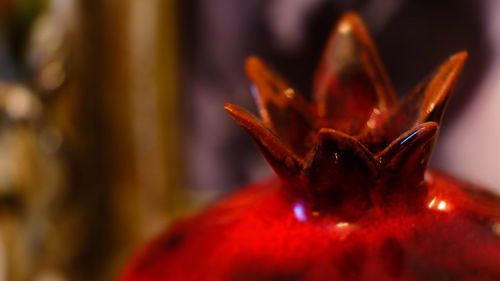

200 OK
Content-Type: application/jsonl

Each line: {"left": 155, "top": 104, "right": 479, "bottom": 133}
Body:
{"left": 0, "top": 82, "right": 64, "bottom": 281}
{"left": 0, "top": 0, "right": 186, "bottom": 280}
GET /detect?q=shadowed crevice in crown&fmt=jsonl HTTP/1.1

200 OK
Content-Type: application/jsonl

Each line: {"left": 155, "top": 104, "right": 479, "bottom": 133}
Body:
{"left": 374, "top": 122, "right": 439, "bottom": 208}
{"left": 225, "top": 12, "right": 467, "bottom": 216}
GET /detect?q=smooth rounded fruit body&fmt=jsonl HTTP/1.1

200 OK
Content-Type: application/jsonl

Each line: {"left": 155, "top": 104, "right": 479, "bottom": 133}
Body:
{"left": 121, "top": 171, "right": 500, "bottom": 281}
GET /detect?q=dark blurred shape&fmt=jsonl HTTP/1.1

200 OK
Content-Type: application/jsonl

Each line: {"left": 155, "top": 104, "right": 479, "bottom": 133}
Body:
{"left": 0, "top": 0, "right": 45, "bottom": 79}
{"left": 375, "top": 0, "right": 489, "bottom": 122}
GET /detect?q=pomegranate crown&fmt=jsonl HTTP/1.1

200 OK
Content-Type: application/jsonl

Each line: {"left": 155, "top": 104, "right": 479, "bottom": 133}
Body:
{"left": 225, "top": 12, "right": 467, "bottom": 214}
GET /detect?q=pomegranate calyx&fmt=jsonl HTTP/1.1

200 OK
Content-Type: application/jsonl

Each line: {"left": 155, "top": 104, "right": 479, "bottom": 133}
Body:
{"left": 225, "top": 12, "right": 467, "bottom": 215}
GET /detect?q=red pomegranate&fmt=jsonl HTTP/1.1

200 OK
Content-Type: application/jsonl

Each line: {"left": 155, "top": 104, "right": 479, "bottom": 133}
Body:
{"left": 120, "top": 12, "right": 500, "bottom": 281}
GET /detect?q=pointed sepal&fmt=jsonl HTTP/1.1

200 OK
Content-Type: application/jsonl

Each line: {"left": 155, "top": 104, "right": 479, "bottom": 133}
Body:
{"left": 313, "top": 12, "right": 396, "bottom": 134}
{"left": 302, "top": 128, "right": 377, "bottom": 218}
{"left": 224, "top": 103, "right": 301, "bottom": 179}
{"left": 384, "top": 52, "right": 467, "bottom": 141}
{"left": 375, "top": 122, "right": 439, "bottom": 207}
{"left": 246, "top": 56, "right": 314, "bottom": 156}
{"left": 416, "top": 52, "right": 467, "bottom": 123}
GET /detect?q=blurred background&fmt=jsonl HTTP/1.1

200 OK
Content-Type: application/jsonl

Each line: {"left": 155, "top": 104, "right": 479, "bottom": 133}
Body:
{"left": 0, "top": 0, "right": 498, "bottom": 280}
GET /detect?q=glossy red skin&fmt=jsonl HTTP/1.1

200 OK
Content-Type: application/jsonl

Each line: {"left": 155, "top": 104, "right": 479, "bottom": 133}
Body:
{"left": 120, "top": 171, "right": 500, "bottom": 281}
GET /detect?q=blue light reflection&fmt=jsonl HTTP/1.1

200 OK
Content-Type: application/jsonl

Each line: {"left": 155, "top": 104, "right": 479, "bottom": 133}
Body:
{"left": 400, "top": 128, "right": 424, "bottom": 145}
{"left": 293, "top": 202, "right": 307, "bottom": 222}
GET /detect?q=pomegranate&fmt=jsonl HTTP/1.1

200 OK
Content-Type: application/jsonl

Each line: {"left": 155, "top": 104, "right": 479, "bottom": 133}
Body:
{"left": 120, "top": 12, "right": 500, "bottom": 281}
